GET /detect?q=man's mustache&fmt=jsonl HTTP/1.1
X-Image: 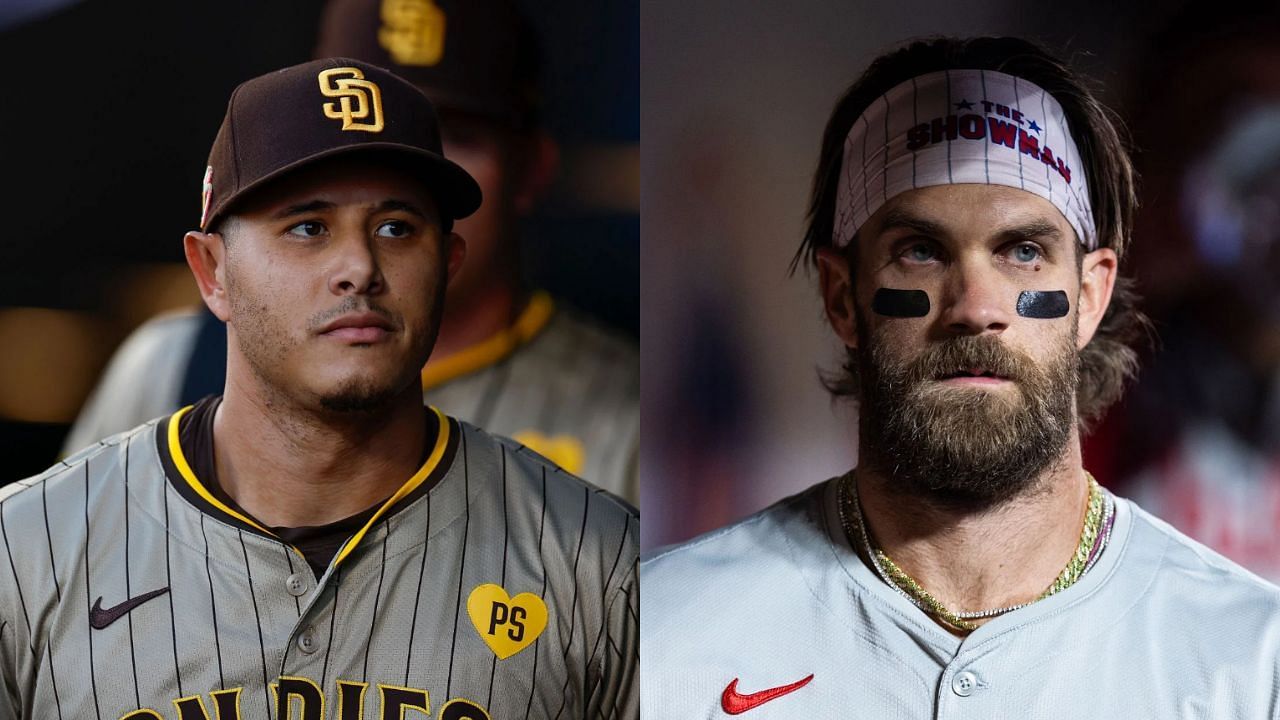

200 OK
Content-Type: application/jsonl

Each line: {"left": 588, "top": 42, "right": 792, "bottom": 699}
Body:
{"left": 903, "top": 335, "right": 1034, "bottom": 384}
{"left": 308, "top": 298, "right": 399, "bottom": 333}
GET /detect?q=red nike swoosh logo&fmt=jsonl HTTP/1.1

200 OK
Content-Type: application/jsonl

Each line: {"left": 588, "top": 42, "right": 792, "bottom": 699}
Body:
{"left": 721, "top": 674, "right": 814, "bottom": 714}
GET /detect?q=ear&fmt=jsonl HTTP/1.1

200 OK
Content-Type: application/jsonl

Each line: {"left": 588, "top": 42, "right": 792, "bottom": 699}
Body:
{"left": 184, "top": 231, "right": 231, "bottom": 322}
{"left": 816, "top": 247, "right": 859, "bottom": 351}
{"left": 1076, "top": 246, "right": 1118, "bottom": 349}
{"left": 444, "top": 231, "right": 466, "bottom": 283}
{"left": 513, "top": 131, "right": 559, "bottom": 215}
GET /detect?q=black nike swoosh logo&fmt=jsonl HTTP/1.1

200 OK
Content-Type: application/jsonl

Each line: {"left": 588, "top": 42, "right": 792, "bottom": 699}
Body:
{"left": 90, "top": 587, "right": 170, "bottom": 630}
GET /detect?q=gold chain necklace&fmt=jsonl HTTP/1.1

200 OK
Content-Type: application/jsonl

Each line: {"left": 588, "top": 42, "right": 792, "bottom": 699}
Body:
{"left": 838, "top": 471, "right": 1109, "bottom": 632}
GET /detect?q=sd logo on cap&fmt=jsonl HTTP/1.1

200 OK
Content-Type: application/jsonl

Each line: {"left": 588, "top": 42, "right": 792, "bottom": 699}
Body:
{"left": 199, "top": 57, "right": 480, "bottom": 232}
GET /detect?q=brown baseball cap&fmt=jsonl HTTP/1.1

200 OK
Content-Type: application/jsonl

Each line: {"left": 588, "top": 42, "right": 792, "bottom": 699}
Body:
{"left": 313, "top": 0, "right": 540, "bottom": 128}
{"left": 199, "top": 57, "right": 482, "bottom": 231}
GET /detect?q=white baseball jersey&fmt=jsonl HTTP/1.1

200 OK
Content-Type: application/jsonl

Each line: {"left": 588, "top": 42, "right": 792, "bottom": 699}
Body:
{"left": 2, "top": 405, "right": 638, "bottom": 720}
{"left": 640, "top": 477, "right": 1280, "bottom": 718}
{"left": 62, "top": 292, "right": 639, "bottom": 502}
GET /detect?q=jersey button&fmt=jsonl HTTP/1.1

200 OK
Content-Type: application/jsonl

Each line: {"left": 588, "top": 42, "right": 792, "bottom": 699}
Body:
{"left": 297, "top": 627, "right": 318, "bottom": 654}
{"left": 286, "top": 573, "right": 308, "bottom": 597}
{"left": 951, "top": 670, "right": 980, "bottom": 697}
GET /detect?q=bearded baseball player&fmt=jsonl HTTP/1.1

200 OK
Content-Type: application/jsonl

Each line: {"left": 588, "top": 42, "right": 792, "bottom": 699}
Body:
{"left": 641, "top": 36, "right": 1280, "bottom": 717}
{"left": 0, "top": 58, "right": 637, "bottom": 720}
{"left": 61, "top": 0, "right": 639, "bottom": 503}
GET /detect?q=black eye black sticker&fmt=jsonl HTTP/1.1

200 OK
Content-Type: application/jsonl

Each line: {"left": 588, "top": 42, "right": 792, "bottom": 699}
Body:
{"left": 871, "top": 288, "right": 930, "bottom": 318}
{"left": 1017, "top": 290, "right": 1069, "bottom": 319}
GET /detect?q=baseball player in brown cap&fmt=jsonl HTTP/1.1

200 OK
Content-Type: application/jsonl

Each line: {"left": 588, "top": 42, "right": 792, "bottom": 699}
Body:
{"left": 1, "top": 57, "right": 637, "bottom": 720}
{"left": 62, "top": 0, "right": 639, "bottom": 503}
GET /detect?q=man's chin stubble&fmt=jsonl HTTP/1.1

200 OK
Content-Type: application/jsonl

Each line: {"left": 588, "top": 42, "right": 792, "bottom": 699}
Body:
{"left": 318, "top": 389, "right": 396, "bottom": 414}
{"left": 316, "top": 373, "right": 414, "bottom": 414}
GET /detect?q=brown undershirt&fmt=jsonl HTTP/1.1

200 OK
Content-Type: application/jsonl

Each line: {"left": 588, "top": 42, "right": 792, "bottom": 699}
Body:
{"left": 177, "top": 395, "right": 431, "bottom": 579}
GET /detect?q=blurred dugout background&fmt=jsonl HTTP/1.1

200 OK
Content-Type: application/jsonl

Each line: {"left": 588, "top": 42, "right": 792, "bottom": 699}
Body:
{"left": 0, "top": 1, "right": 637, "bottom": 480}
{"left": 641, "top": 0, "right": 1280, "bottom": 582}
{"left": 8, "top": 0, "right": 1280, "bottom": 583}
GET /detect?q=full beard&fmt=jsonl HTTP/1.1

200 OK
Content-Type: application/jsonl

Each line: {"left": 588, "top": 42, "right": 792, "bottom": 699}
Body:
{"left": 857, "top": 322, "right": 1079, "bottom": 510}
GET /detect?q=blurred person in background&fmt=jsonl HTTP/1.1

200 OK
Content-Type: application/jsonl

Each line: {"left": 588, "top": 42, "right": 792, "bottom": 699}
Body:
{"left": 1102, "top": 10, "right": 1280, "bottom": 579}
{"left": 642, "top": 36, "right": 1280, "bottom": 715}
{"left": 60, "top": 0, "right": 639, "bottom": 502}
{"left": 640, "top": 119, "right": 763, "bottom": 548}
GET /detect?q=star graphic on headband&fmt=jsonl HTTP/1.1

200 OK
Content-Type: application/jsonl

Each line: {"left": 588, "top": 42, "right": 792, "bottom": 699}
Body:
{"left": 955, "top": 99, "right": 974, "bottom": 110}
{"left": 1028, "top": 119, "right": 1042, "bottom": 133}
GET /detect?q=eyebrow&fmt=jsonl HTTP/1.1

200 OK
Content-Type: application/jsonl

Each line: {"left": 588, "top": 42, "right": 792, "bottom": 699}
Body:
{"left": 875, "top": 207, "right": 948, "bottom": 238}
{"left": 875, "top": 207, "right": 1065, "bottom": 245}
{"left": 271, "top": 198, "right": 430, "bottom": 221}
{"left": 996, "top": 219, "right": 1063, "bottom": 245}
{"left": 273, "top": 199, "right": 335, "bottom": 220}
{"left": 376, "top": 199, "right": 430, "bottom": 220}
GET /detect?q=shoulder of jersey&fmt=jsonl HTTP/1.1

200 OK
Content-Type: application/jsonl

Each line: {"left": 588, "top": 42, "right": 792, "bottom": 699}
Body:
{"left": 114, "top": 306, "right": 206, "bottom": 351}
{"left": 1126, "top": 498, "right": 1280, "bottom": 605}
{"left": 0, "top": 419, "right": 158, "bottom": 515}
{"left": 641, "top": 482, "right": 823, "bottom": 597}
{"left": 460, "top": 417, "right": 637, "bottom": 518}
{"left": 134, "top": 305, "right": 205, "bottom": 328}
{"left": 638, "top": 484, "right": 825, "bottom": 663}
{"left": 1028, "top": 497, "right": 1280, "bottom": 666}
{"left": 545, "top": 304, "right": 638, "bottom": 360}
{"left": 532, "top": 306, "right": 638, "bottom": 383}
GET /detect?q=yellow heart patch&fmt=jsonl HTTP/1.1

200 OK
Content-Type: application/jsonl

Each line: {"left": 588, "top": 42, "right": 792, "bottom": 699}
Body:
{"left": 466, "top": 584, "right": 548, "bottom": 660}
{"left": 512, "top": 431, "right": 585, "bottom": 475}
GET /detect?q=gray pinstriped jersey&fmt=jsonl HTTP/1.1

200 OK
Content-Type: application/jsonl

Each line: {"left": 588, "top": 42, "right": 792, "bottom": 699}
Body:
{"left": 61, "top": 297, "right": 639, "bottom": 503}
{"left": 1, "top": 413, "right": 638, "bottom": 720}
{"left": 423, "top": 302, "right": 639, "bottom": 503}
{"left": 640, "top": 478, "right": 1280, "bottom": 718}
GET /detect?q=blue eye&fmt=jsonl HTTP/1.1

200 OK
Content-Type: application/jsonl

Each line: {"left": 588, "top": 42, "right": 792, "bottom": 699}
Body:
{"left": 289, "top": 221, "right": 325, "bottom": 237}
{"left": 903, "top": 242, "right": 938, "bottom": 262}
{"left": 375, "top": 220, "right": 413, "bottom": 238}
{"left": 1012, "top": 244, "right": 1041, "bottom": 263}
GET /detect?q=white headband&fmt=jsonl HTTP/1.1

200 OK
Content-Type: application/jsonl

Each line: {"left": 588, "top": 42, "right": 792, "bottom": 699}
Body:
{"left": 834, "top": 69, "right": 1096, "bottom": 250}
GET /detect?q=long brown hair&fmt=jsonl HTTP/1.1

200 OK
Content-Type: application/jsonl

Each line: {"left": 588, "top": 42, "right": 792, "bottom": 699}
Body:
{"left": 794, "top": 36, "right": 1149, "bottom": 431}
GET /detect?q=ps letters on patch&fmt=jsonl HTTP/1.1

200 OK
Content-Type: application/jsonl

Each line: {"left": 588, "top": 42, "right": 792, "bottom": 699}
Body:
{"left": 489, "top": 599, "right": 528, "bottom": 641}
{"left": 117, "top": 677, "right": 488, "bottom": 720}
{"left": 466, "top": 583, "right": 548, "bottom": 660}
